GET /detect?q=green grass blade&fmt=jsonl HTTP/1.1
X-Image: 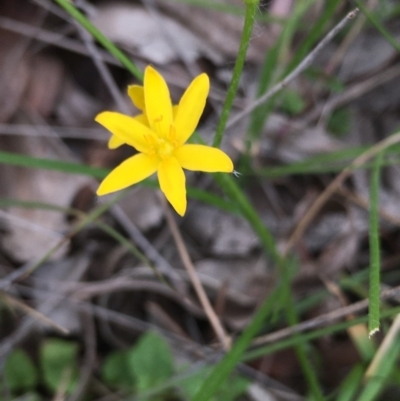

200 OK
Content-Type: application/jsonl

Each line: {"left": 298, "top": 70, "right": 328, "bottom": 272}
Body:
{"left": 192, "top": 132, "right": 284, "bottom": 264}
{"left": 336, "top": 364, "right": 364, "bottom": 401}
{"left": 255, "top": 147, "right": 369, "bottom": 177}
{"left": 0, "top": 198, "right": 150, "bottom": 266}
{"left": 368, "top": 151, "right": 384, "bottom": 336}
{"left": 244, "top": 306, "right": 400, "bottom": 362}
{"left": 355, "top": 0, "right": 400, "bottom": 54}
{"left": 214, "top": 173, "right": 283, "bottom": 264}
{"left": 285, "top": 0, "right": 343, "bottom": 74}
{"left": 191, "top": 281, "right": 284, "bottom": 401}
{"left": 254, "top": 143, "right": 400, "bottom": 177}
{"left": 163, "top": 0, "right": 285, "bottom": 22}
{"left": 281, "top": 264, "right": 324, "bottom": 401}
{"left": 248, "top": 0, "right": 339, "bottom": 145}
{"left": 356, "top": 330, "right": 400, "bottom": 401}
{"left": 13, "top": 192, "right": 126, "bottom": 278}
{"left": 0, "top": 151, "right": 236, "bottom": 212}
{"left": 0, "top": 150, "right": 109, "bottom": 178}
{"left": 213, "top": 2, "right": 257, "bottom": 148}
{"left": 53, "top": 0, "right": 143, "bottom": 80}
{"left": 248, "top": 0, "right": 316, "bottom": 144}
{"left": 186, "top": 187, "right": 238, "bottom": 214}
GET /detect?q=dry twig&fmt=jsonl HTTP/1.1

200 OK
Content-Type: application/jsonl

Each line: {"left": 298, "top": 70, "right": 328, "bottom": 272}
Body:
{"left": 253, "top": 283, "right": 400, "bottom": 348}
{"left": 0, "top": 291, "right": 69, "bottom": 334}
{"left": 284, "top": 130, "right": 400, "bottom": 254}
{"left": 226, "top": 8, "right": 359, "bottom": 130}
{"left": 160, "top": 195, "right": 231, "bottom": 351}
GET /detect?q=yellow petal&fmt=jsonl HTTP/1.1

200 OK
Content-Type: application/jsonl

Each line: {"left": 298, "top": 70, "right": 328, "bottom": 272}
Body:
{"left": 127, "top": 85, "right": 145, "bottom": 111}
{"left": 174, "top": 73, "right": 209, "bottom": 145}
{"left": 172, "top": 105, "right": 179, "bottom": 119}
{"left": 107, "top": 113, "right": 150, "bottom": 149}
{"left": 97, "top": 153, "right": 158, "bottom": 195}
{"left": 96, "top": 111, "right": 155, "bottom": 153}
{"left": 144, "top": 66, "right": 173, "bottom": 138}
{"left": 175, "top": 144, "right": 233, "bottom": 172}
{"left": 133, "top": 112, "right": 150, "bottom": 127}
{"left": 108, "top": 135, "right": 124, "bottom": 149}
{"left": 158, "top": 157, "right": 186, "bottom": 216}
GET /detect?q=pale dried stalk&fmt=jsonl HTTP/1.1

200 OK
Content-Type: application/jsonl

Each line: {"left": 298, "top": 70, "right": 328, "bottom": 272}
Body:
{"left": 325, "top": 0, "right": 377, "bottom": 74}
{"left": 226, "top": 8, "right": 359, "bottom": 130}
{"left": 337, "top": 186, "right": 400, "bottom": 227}
{"left": 253, "top": 283, "right": 400, "bottom": 347}
{"left": 364, "top": 313, "right": 400, "bottom": 379}
{"left": 284, "top": 131, "right": 400, "bottom": 254}
{"left": 0, "top": 291, "right": 69, "bottom": 334}
{"left": 160, "top": 196, "right": 231, "bottom": 351}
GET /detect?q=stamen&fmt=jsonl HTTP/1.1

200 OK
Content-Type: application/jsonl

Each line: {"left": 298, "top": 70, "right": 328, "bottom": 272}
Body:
{"left": 168, "top": 124, "right": 177, "bottom": 145}
{"left": 153, "top": 115, "right": 164, "bottom": 137}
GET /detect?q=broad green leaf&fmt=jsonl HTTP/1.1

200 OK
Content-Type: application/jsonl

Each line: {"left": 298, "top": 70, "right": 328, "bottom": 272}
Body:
{"left": 4, "top": 349, "right": 38, "bottom": 392}
{"left": 327, "top": 108, "right": 352, "bottom": 137}
{"left": 280, "top": 89, "right": 305, "bottom": 115}
{"left": 102, "top": 350, "right": 133, "bottom": 390}
{"left": 40, "top": 339, "right": 79, "bottom": 393}
{"left": 127, "top": 332, "right": 174, "bottom": 393}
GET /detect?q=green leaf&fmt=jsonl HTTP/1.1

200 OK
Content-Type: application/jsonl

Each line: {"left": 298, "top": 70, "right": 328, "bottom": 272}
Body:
{"left": 127, "top": 332, "right": 174, "bottom": 393}
{"left": 102, "top": 350, "right": 133, "bottom": 390}
{"left": 180, "top": 368, "right": 248, "bottom": 401}
{"left": 305, "top": 68, "right": 345, "bottom": 93}
{"left": 327, "top": 108, "right": 352, "bottom": 137}
{"left": 279, "top": 89, "right": 305, "bottom": 115}
{"left": 4, "top": 349, "right": 38, "bottom": 392}
{"left": 40, "top": 339, "right": 79, "bottom": 393}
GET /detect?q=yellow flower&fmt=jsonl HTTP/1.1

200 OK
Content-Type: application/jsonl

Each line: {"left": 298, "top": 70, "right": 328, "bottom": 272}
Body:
{"left": 95, "top": 66, "right": 234, "bottom": 216}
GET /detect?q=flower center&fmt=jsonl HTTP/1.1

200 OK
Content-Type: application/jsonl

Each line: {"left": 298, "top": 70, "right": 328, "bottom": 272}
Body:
{"left": 156, "top": 137, "right": 175, "bottom": 159}
{"left": 145, "top": 124, "right": 178, "bottom": 160}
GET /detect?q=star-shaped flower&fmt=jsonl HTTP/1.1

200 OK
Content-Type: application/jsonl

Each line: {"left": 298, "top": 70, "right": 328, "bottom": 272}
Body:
{"left": 96, "top": 66, "right": 233, "bottom": 216}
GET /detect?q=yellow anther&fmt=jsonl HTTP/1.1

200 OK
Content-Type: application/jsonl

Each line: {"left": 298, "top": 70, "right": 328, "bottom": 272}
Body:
{"left": 168, "top": 124, "right": 177, "bottom": 144}
{"left": 153, "top": 115, "right": 165, "bottom": 137}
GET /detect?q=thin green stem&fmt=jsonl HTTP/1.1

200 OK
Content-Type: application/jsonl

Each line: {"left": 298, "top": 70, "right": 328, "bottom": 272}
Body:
{"left": 368, "top": 151, "right": 384, "bottom": 336}
{"left": 16, "top": 192, "right": 126, "bottom": 278}
{"left": 281, "top": 264, "right": 324, "bottom": 401}
{"left": 191, "top": 281, "right": 284, "bottom": 401}
{"left": 193, "top": 132, "right": 284, "bottom": 266}
{"left": 53, "top": 0, "right": 143, "bottom": 80}
{"left": 244, "top": 306, "right": 400, "bottom": 362}
{"left": 0, "top": 150, "right": 109, "bottom": 178}
{"left": 248, "top": 0, "right": 315, "bottom": 146}
{"left": 212, "top": 2, "right": 257, "bottom": 148}
{"left": 214, "top": 173, "right": 283, "bottom": 266}
{"left": 355, "top": 0, "right": 400, "bottom": 54}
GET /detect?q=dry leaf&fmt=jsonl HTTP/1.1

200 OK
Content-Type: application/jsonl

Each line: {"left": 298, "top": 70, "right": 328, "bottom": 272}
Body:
{"left": 91, "top": 4, "right": 222, "bottom": 65}
{"left": 0, "top": 136, "right": 89, "bottom": 262}
{"left": 183, "top": 204, "right": 259, "bottom": 256}
{"left": 156, "top": 0, "right": 271, "bottom": 63}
